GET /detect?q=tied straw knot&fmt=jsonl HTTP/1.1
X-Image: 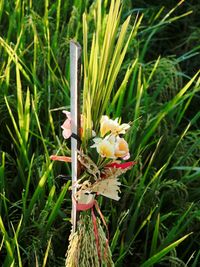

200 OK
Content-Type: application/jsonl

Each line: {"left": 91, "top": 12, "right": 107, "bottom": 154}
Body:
{"left": 76, "top": 199, "right": 109, "bottom": 263}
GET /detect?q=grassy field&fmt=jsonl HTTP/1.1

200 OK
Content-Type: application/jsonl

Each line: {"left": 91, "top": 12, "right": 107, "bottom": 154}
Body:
{"left": 0, "top": 0, "right": 200, "bottom": 266}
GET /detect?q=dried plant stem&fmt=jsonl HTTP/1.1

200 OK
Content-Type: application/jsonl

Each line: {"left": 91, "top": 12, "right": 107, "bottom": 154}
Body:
{"left": 65, "top": 212, "right": 114, "bottom": 267}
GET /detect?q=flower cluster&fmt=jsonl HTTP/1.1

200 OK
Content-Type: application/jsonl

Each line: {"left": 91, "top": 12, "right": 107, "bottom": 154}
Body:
{"left": 91, "top": 115, "right": 130, "bottom": 160}
{"left": 61, "top": 113, "right": 131, "bottom": 161}
{"left": 53, "top": 112, "right": 134, "bottom": 203}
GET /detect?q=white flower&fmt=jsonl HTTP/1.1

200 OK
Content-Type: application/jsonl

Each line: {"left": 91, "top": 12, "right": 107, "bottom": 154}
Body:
{"left": 91, "top": 137, "right": 115, "bottom": 158}
{"left": 91, "top": 135, "right": 130, "bottom": 160}
{"left": 100, "top": 115, "right": 130, "bottom": 137}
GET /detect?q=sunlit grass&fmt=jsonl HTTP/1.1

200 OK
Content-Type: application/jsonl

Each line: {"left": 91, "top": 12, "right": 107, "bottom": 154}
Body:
{"left": 0, "top": 0, "right": 200, "bottom": 266}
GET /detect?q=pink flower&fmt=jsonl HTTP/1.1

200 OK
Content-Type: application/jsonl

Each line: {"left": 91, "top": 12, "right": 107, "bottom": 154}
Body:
{"left": 61, "top": 111, "right": 72, "bottom": 139}
{"left": 61, "top": 111, "right": 88, "bottom": 139}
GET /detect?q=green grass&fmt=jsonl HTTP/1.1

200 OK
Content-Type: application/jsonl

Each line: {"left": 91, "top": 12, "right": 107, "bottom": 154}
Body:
{"left": 0, "top": 0, "right": 200, "bottom": 266}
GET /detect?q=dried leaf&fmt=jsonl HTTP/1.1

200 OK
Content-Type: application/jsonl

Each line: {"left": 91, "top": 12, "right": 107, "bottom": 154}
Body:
{"left": 78, "top": 151, "right": 100, "bottom": 180}
{"left": 92, "top": 178, "right": 121, "bottom": 201}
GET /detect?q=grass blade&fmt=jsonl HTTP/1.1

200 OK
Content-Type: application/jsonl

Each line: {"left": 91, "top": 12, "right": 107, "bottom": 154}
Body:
{"left": 141, "top": 233, "right": 192, "bottom": 267}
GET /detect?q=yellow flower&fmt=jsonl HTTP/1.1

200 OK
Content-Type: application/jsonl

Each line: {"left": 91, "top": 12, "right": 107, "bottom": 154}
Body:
{"left": 100, "top": 115, "right": 130, "bottom": 137}
{"left": 114, "top": 137, "right": 130, "bottom": 159}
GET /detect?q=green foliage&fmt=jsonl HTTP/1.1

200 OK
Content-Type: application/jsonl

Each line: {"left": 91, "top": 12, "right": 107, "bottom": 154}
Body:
{"left": 0, "top": 0, "right": 200, "bottom": 266}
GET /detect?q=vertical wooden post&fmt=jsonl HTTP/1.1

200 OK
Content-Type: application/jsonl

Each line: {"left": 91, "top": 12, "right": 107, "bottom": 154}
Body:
{"left": 70, "top": 40, "right": 81, "bottom": 233}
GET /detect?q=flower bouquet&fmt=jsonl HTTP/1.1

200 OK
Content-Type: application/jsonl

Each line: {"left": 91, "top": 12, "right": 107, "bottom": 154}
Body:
{"left": 51, "top": 112, "right": 135, "bottom": 266}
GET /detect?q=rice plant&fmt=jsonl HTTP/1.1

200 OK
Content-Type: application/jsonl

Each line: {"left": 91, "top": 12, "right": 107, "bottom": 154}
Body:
{"left": 0, "top": 0, "right": 200, "bottom": 266}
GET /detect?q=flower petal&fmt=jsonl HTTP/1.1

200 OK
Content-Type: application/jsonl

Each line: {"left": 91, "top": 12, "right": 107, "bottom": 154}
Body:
{"left": 106, "top": 161, "right": 137, "bottom": 169}
{"left": 50, "top": 155, "right": 72, "bottom": 162}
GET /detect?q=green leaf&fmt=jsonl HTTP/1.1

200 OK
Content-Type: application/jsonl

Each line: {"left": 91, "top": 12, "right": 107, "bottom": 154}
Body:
{"left": 141, "top": 233, "right": 192, "bottom": 267}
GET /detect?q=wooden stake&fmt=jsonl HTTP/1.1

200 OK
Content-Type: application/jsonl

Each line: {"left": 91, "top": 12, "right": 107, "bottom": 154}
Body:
{"left": 70, "top": 40, "right": 81, "bottom": 233}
